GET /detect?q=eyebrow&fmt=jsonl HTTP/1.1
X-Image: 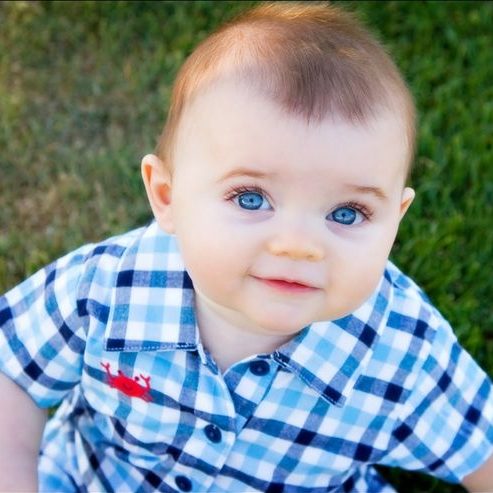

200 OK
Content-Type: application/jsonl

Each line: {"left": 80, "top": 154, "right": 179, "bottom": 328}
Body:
{"left": 218, "top": 167, "right": 275, "bottom": 182}
{"left": 344, "top": 184, "right": 388, "bottom": 201}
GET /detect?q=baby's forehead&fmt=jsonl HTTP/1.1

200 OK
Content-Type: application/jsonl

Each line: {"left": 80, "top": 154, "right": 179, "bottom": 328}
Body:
{"left": 179, "top": 79, "right": 411, "bottom": 187}
{"left": 189, "top": 74, "right": 410, "bottom": 145}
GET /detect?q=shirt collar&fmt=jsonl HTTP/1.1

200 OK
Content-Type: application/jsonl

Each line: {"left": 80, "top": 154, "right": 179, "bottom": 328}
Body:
{"left": 273, "top": 271, "right": 393, "bottom": 407}
{"left": 104, "top": 221, "right": 199, "bottom": 352}
{"left": 104, "top": 221, "right": 393, "bottom": 407}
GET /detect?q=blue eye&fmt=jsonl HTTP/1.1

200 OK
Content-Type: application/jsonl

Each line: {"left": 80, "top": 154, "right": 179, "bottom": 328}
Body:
{"left": 328, "top": 206, "right": 364, "bottom": 225}
{"left": 236, "top": 191, "right": 271, "bottom": 210}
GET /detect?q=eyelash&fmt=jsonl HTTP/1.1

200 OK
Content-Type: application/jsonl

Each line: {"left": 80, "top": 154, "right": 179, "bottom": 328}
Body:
{"left": 337, "top": 201, "right": 374, "bottom": 221}
{"left": 224, "top": 184, "right": 267, "bottom": 202}
{"left": 224, "top": 186, "right": 374, "bottom": 221}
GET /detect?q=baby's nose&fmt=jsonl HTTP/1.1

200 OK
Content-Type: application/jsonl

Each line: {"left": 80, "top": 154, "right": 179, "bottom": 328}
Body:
{"left": 267, "top": 231, "right": 324, "bottom": 262}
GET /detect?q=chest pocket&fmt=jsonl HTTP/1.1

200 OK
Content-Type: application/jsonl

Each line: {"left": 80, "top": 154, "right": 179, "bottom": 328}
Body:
{"left": 79, "top": 352, "right": 200, "bottom": 466}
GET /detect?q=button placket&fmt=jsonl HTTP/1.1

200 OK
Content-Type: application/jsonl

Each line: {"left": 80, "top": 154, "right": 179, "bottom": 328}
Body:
{"left": 171, "top": 371, "right": 236, "bottom": 493}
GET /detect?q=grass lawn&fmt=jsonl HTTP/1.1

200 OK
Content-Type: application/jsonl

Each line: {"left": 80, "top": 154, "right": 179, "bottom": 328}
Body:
{"left": 1, "top": 2, "right": 492, "bottom": 492}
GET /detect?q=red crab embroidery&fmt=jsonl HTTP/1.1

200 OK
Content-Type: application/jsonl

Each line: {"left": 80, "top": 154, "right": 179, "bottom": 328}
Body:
{"left": 101, "top": 362, "right": 153, "bottom": 402}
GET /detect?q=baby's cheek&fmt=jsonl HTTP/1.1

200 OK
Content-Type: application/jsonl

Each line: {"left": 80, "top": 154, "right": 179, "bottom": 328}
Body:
{"left": 178, "top": 238, "right": 234, "bottom": 290}
{"left": 331, "top": 260, "right": 385, "bottom": 315}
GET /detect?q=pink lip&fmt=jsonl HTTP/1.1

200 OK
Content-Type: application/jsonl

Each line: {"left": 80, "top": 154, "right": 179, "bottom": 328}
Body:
{"left": 253, "top": 277, "right": 318, "bottom": 293}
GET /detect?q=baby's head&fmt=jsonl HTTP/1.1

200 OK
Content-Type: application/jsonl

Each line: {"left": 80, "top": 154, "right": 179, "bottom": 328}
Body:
{"left": 142, "top": 2, "right": 416, "bottom": 340}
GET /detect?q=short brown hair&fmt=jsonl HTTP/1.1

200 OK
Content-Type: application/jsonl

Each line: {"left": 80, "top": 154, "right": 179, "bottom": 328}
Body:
{"left": 156, "top": 1, "right": 415, "bottom": 172}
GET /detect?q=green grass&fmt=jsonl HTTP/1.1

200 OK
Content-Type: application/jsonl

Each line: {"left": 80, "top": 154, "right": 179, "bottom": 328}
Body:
{"left": 1, "top": 2, "right": 492, "bottom": 492}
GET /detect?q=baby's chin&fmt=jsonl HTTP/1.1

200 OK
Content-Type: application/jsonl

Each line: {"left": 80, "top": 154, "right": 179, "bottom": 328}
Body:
{"left": 251, "top": 303, "right": 348, "bottom": 330}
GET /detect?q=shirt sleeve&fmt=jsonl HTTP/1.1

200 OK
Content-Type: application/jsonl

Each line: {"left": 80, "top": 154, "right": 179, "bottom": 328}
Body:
{"left": 385, "top": 315, "right": 493, "bottom": 483}
{"left": 0, "top": 245, "right": 92, "bottom": 408}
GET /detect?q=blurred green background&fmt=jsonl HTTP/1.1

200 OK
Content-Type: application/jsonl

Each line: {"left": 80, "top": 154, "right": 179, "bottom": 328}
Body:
{"left": 1, "top": 1, "right": 492, "bottom": 491}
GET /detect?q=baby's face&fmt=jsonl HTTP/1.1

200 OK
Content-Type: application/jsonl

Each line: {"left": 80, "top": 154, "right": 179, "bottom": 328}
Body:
{"left": 151, "top": 80, "right": 414, "bottom": 340}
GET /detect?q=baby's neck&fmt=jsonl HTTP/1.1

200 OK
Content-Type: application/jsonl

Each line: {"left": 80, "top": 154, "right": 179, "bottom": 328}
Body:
{"left": 194, "top": 298, "right": 294, "bottom": 373}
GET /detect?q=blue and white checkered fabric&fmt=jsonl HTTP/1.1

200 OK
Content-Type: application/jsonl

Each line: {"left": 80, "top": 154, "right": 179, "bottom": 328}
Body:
{"left": 1, "top": 221, "right": 492, "bottom": 492}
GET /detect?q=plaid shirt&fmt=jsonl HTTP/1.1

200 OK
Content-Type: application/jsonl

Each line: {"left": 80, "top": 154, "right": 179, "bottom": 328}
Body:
{"left": 1, "top": 221, "right": 492, "bottom": 493}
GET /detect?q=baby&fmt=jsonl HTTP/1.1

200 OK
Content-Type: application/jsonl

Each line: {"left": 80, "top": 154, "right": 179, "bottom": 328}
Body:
{"left": 1, "top": 2, "right": 492, "bottom": 492}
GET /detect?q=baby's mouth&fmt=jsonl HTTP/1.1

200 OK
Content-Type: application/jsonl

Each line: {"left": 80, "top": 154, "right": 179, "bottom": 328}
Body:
{"left": 252, "top": 276, "right": 319, "bottom": 293}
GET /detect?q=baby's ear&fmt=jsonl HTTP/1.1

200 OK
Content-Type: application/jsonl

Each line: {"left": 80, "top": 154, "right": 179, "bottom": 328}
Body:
{"left": 141, "top": 154, "right": 175, "bottom": 234}
{"left": 399, "top": 187, "right": 415, "bottom": 220}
